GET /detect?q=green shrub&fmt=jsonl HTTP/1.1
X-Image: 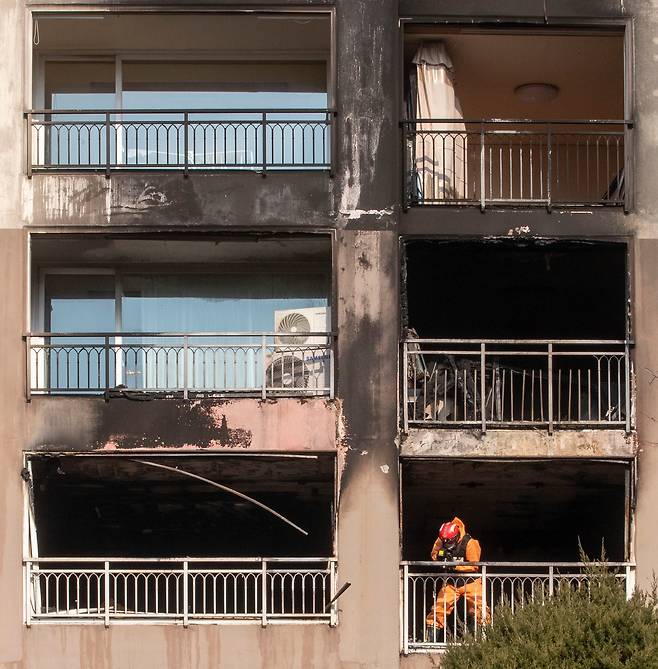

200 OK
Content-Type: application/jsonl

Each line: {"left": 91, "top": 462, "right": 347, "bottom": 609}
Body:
{"left": 443, "top": 565, "right": 658, "bottom": 669}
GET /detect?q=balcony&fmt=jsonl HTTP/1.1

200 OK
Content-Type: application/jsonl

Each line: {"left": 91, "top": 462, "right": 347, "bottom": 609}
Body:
{"left": 402, "top": 26, "right": 628, "bottom": 210}
{"left": 24, "top": 454, "right": 339, "bottom": 625}
{"left": 402, "top": 240, "right": 632, "bottom": 435}
{"left": 26, "top": 331, "right": 334, "bottom": 399}
{"left": 400, "top": 458, "right": 635, "bottom": 652}
{"left": 29, "top": 11, "right": 333, "bottom": 177}
{"left": 402, "top": 339, "right": 632, "bottom": 432}
{"left": 401, "top": 561, "right": 635, "bottom": 653}
{"left": 27, "top": 108, "right": 333, "bottom": 175}
{"left": 25, "top": 557, "right": 337, "bottom": 626}
{"left": 28, "top": 234, "right": 334, "bottom": 401}
{"left": 402, "top": 119, "right": 630, "bottom": 210}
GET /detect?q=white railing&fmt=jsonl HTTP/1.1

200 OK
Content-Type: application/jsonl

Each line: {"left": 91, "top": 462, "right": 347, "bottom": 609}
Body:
{"left": 403, "top": 339, "right": 632, "bottom": 433}
{"left": 401, "top": 561, "right": 635, "bottom": 654}
{"left": 25, "top": 332, "right": 335, "bottom": 400}
{"left": 402, "top": 119, "right": 631, "bottom": 210}
{"left": 25, "top": 557, "right": 338, "bottom": 626}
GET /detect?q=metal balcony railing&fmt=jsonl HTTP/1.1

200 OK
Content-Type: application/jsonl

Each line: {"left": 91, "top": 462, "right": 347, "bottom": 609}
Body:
{"left": 25, "top": 332, "right": 335, "bottom": 399}
{"left": 402, "top": 339, "right": 632, "bottom": 432}
{"left": 26, "top": 109, "right": 334, "bottom": 176}
{"left": 401, "top": 561, "right": 636, "bottom": 653}
{"left": 24, "top": 557, "right": 338, "bottom": 626}
{"left": 402, "top": 119, "right": 632, "bottom": 210}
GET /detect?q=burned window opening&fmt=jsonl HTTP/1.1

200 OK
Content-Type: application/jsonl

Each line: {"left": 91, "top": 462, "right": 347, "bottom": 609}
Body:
{"left": 402, "top": 241, "right": 630, "bottom": 428}
{"left": 29, "top": 455, "right": 335, "bottom": 558}
{"left": 401, "top": 458, "right": 630, "bottom": 563}
{"left": 404, "top": 240, "right": 627, "bottom": 340}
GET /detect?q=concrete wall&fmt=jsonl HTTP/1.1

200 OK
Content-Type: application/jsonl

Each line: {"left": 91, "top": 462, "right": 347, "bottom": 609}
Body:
{"left": 3, "top": 0, "right": 658, "bottom": 668}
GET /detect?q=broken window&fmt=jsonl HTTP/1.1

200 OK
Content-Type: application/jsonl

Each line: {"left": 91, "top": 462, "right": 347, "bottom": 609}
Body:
{"left": 25, "top": 454, "right": 338, "bottom": 624}
{"left": 402, "top": 240, "right": 631, "bottom": 429}
{"left": 29, "top": 235, "right": 333, "bottom": 397}
{"left": 402, "top": 26, "right": 628, "bottom": 206}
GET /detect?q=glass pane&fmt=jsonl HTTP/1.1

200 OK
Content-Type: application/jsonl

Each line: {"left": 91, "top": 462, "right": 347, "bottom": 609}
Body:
{"left": 121, "top": 61, "right": 328, "bottom": 167}
{"left": 120, "top": 273, "right": 329, "bottom": 392}
{"left": 43, "top": 274, "right": 116, "bottom": 392}
{"left": 44, "top": 61, "right": 117, "bottom": 167}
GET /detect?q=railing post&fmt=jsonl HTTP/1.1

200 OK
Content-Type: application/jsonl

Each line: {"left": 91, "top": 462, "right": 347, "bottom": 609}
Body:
{"left": 25, "top": 561, "right": 32, "bottom": 626}
{"left": 402, "top": 564, "right": 409, "bottom": 656}
{"left": 329, "top": 338, "right": 335, "bottom": 400}
{"left": 480, "top": 342, "right": 487, "bottom": 433}
{"left": 261, "top": 559, "right": 268, "bottom": 627}
{"left": 624, "top": 122, "right": 632, "bottom": 214}
{"left": 548, "top": 565, "right": 555, "bottom": 598}
{"left": 329, "top": 560, "right": 337, "bottom": 627}
{"left": 183, "top": 560, "right": 189, "bottom": 627}
{"left": 261, "top": 112, "right": 267, "bottom": 177}
{"left": 25, "top": 335, "right": 32, "bottom": 402}
{"left": 547, "top": 343, "right": 554, "bottom": 434}
{"left": 402, "top": 341, "right": 409, "bottom": 433}
{"left": 480, "top": 565, "right": 487, "bottom": 635}
{"left": 625, "top": 565, "right": 635, "bottom": 600}
{"left": 625, "top": 341, "right": 631, "bottom": 434}
{"left": 104, "top": 561, "right": 110, "bottom": 627}
{"left": 480, "top": 124, "right": 486, "bottom": 211}
{"left": 105, "top": 112, "right": 111, "bottom": 178}
{"left": 26, "top": 112, "right": 33, "bottom": 178}
{"left": 261, "top": 334, "right": 267, "bottom": 400}
{"left": 183, "top": 334, "right": 189, "bottom": 400}
{"left": 183, "top": 112, "right": 189, "bottom": 177}
{"left": 104, "top": 336, "right": 110, "bottom": 401}
{"left": 546, "top": 125, "right": 552, "bottom": 212}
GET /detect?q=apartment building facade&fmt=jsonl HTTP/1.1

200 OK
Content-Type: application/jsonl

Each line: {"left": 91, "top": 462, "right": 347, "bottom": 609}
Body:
{"left": 0, "top": 0, "right": 656, "bottom": 667}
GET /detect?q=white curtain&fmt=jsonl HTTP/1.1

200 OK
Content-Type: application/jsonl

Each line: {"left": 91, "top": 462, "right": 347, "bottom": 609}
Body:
{"left": 413, "top": 43, "right": 467, "bottom": 201}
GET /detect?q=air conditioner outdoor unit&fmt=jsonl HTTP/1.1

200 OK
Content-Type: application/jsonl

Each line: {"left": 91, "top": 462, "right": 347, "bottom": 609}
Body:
{"left": 266, "top": 307, "right": 330, "bottom": 391}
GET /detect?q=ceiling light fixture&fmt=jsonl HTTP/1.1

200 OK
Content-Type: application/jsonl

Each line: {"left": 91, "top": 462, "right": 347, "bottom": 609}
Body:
{"left": 514, "top": 83, "right": 560, "bottom": 103}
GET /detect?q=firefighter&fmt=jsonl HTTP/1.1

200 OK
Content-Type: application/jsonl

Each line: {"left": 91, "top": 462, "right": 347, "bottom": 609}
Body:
{"left": 425, "top": 517, "right": 487, "bottom": 639}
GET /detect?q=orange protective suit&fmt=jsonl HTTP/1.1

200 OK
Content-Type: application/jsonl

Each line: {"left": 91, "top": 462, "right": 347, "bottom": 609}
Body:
{"left": 425, "top": 516, "right": 488, "bottom": 630}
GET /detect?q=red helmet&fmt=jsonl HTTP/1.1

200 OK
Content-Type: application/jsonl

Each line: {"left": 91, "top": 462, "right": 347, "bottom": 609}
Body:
{"left": 439, "top": 522, "right": 460, "bottom": 547}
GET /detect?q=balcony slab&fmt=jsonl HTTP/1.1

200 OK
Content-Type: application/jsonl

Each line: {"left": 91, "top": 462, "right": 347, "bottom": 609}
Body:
{"left": 29, "top": 171, "right": 333, "bottom": 229}
{"left": 400, "top": 427, "right": 637, "bottom": 459}
{"left": 26, "top": 396, "right": 340, "bottom": 453}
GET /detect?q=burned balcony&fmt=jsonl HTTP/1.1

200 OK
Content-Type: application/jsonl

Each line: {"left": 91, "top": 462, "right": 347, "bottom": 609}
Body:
{"left": 27, "top": 235, "right": 334, "bottom": 399}
{"left": 402, "top": 27, "right": 630, "bottom": 209}
{"left": 28, "top": 12, "right": 333, "bottom": 175}
{"left": 24, "top": 454, "right": 338, "bottom": 625}
{"left": 400, "top": 458, "right": 635, "bottom": 652}
{"left": 402, "top": 240, "right": 632, "bottom": 432}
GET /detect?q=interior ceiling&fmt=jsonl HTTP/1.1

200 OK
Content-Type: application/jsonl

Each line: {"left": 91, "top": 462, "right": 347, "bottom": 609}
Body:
{"left": 402, "top": 458, "right": 628, "bottom": 561}
{"left": 33, "top": 13, "right": 330, "bottom": 56}
{"left": 32, "top": 454, "right": 334, "bottom": 491}
{"left": 31, "top": 235, "right": 331, "bottom": 266}
{"left": 405, "top": 29, "right": 624, "bottom": 119}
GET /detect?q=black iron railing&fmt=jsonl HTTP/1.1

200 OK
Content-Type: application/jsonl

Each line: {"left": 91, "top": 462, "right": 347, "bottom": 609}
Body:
{"left": 402, "top": 119, "right": 632, "bottom": 210}
{"left": 403, "top": 339, "right": 633, "bottom": 433}
{"left": 26, "top": 109, "right": 334, "bottom": 175}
